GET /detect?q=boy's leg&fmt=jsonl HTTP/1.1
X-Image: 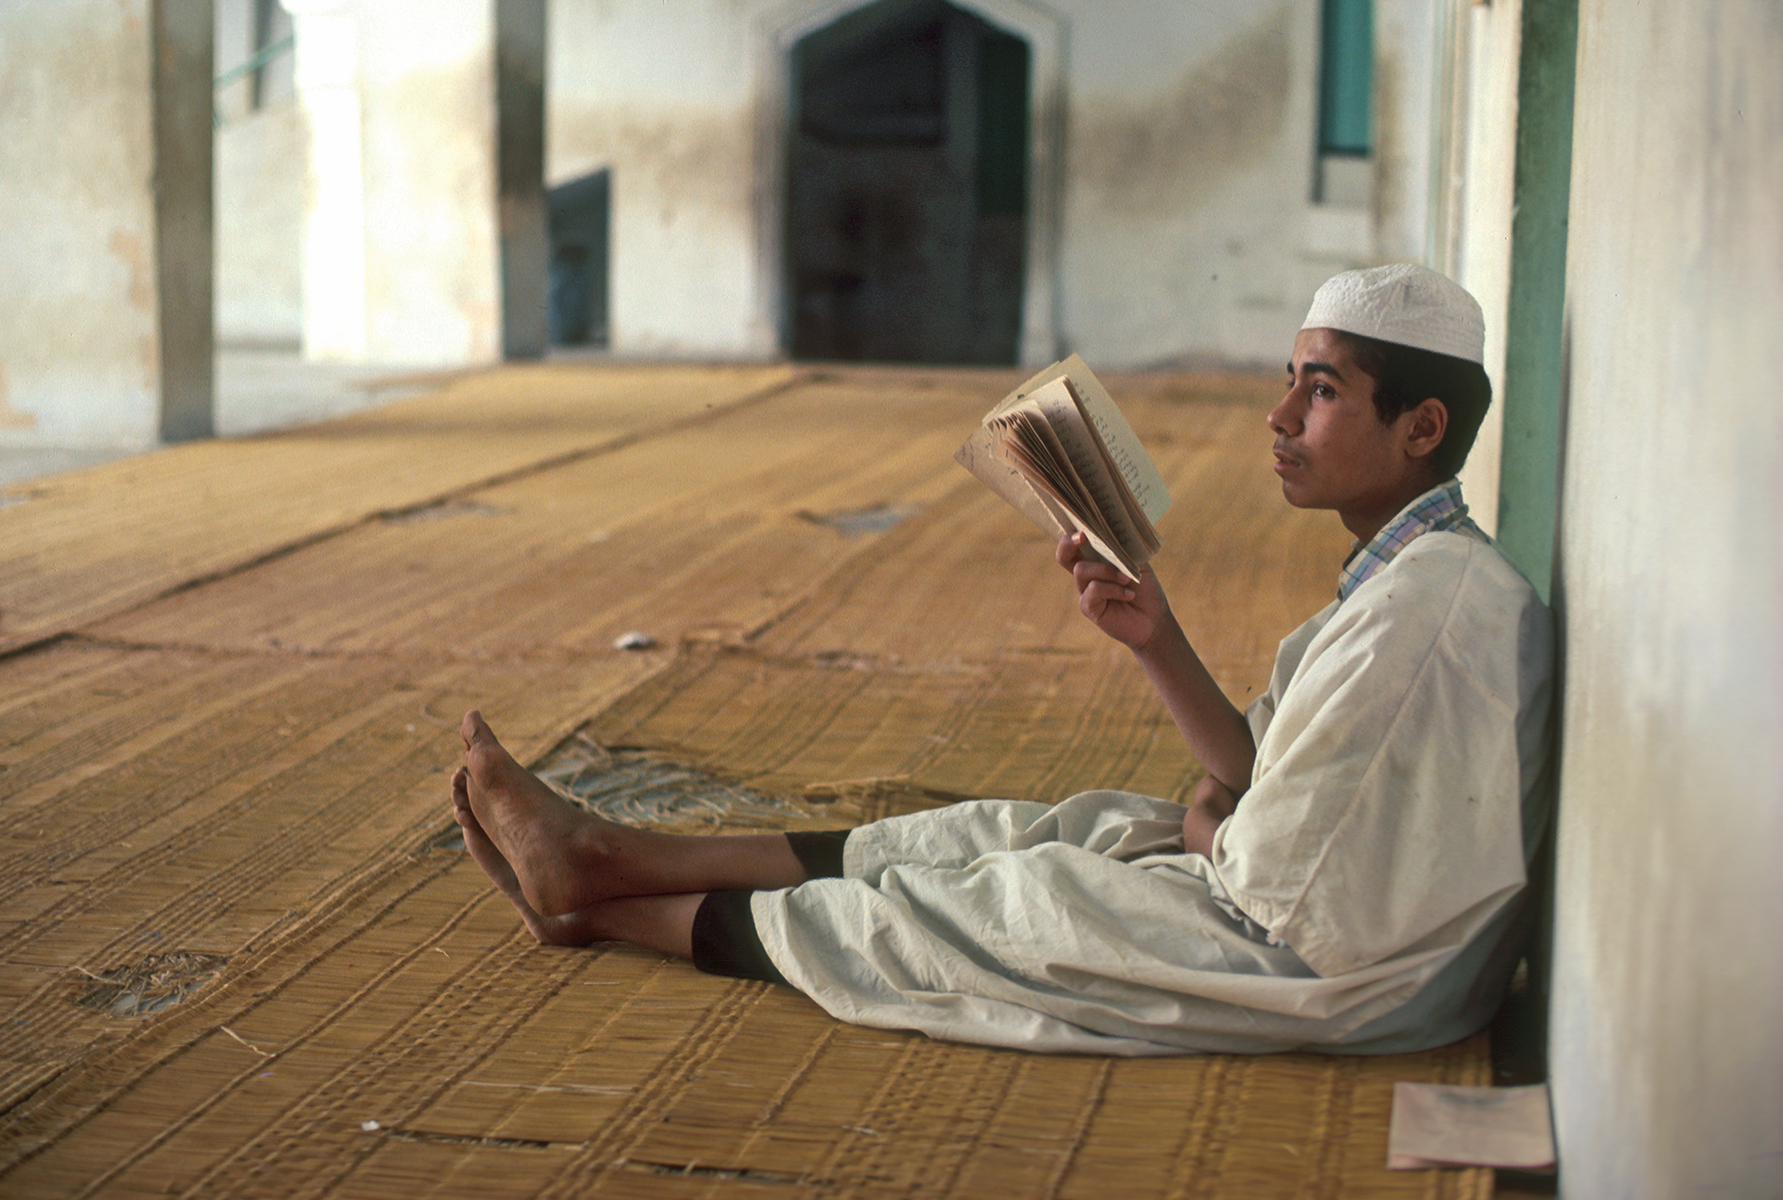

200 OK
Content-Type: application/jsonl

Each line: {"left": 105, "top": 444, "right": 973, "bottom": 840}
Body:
{"left": 451, "top": 766, "right": 698, "bottom": 955}
{"left": 457, "top": 710, "right": 810, "bottom": 917}
{"left": 580, "top": 893, "right": 706, "bottom": 959}
{"left": 783, "top": 830, "right": 849, "bottom": 878}
{"left": 453, "top": 775, "right": 778, "bottom": 976}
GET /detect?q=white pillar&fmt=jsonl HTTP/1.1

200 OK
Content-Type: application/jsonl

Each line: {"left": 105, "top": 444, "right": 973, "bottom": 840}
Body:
{"left": 282, "top": 0, "right": 523, "bottom": 368}
{"left": 283, "top": 0, "right": 369, "bottom": 362}
{"left": 0, "top": 0, "right": 213, "bottom": 448}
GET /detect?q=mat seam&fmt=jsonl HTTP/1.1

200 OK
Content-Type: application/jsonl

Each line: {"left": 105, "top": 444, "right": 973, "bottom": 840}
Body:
{"left": 0, "top": 370, "right": 816, "bottom": 667}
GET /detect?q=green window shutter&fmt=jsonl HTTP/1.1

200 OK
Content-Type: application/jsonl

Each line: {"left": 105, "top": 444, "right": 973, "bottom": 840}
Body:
{"left": 1319, "top": 0, "right": 1373, "bottom": 157}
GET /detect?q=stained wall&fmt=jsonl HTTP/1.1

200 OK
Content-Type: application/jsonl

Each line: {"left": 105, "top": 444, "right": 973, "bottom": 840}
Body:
{"left": 1547, "top": 1, "right": 1783, "bottom": 1193}
{"left": 546, "top": 0, "right": 1433, "bottom": 366}
{"left": 0, "top": 0, "right": 212, "bottom": 447}
{"left": 17, "top": 1, "right": 1453, "bottom": 439}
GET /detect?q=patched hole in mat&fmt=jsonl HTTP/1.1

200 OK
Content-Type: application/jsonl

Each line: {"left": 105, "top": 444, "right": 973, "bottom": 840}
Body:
{"left": 381, "top": 500, "right": 511, "bottom": 525}
{"left": 75, "top": 951, "right": 228, "bottom": 1018}
{"left": 429, "top": 731, "right": 845, "bottom": 849}
{"left": 794, "top": 503, "right": 920, "bottom": 537}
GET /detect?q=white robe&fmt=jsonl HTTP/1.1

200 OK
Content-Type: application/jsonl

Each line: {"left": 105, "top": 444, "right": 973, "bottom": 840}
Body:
{"left": 751, "top": 531, "right": 1554, "bottom": 1055}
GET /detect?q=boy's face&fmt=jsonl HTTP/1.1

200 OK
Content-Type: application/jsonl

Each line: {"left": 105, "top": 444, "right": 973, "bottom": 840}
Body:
{"left": 1268, "top": 328, "right": 1434, "bottom": 536}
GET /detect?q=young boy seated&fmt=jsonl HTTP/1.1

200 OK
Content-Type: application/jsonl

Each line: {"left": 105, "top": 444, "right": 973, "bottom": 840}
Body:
{"left": 450, "top": 263, "right": 1554, "bottom": 1055}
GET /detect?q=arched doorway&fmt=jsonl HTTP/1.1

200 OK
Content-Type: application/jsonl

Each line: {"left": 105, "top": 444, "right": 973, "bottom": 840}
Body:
{"left": 785, "top": 0, "right": 1029, "bottom": 364}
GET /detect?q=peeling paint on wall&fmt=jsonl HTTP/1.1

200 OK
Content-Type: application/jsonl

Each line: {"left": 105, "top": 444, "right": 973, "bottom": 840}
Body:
{"left": 0, "top": 0, "right": 181, "bottom": 446}
{"left": 105, "top": 230, "right": 164, "bottom": 389}
{"left": 0, "top": 366, "right": 38, "bottom": 429}
{"left": 109, "top": 229, "right": 155, "bottom": 313}
{"left": 137, "top": 332, "right": 159, "bottom": 389}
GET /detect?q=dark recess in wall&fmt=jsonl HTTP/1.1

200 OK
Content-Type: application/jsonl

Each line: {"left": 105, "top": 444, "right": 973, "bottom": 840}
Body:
{"left": 549, "top": 168, "right": 610, "bottom": 349}
{"left": 787, "top": 0, "right": 1028, "bottom": 364}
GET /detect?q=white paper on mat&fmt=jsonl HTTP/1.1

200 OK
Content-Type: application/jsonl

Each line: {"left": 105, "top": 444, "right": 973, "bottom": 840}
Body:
{"left": 1386, "top": 1082, "right": 1555, "bottom": 1171}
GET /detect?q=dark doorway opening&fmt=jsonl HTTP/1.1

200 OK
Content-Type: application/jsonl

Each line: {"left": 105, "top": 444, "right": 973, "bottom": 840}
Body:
{"left": 548, "top": 168, "right": 610, "bottom": 349}
{"left": 787, "top": 0, "right": 1029, "bottom": 364}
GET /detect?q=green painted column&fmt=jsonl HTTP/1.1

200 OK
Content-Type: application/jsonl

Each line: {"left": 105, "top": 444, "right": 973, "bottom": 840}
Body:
{"left": 1495, "top": 0, "right": 1579, "bottom": 601}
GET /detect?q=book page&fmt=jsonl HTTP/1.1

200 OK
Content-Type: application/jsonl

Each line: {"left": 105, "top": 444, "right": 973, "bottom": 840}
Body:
{"left": 954, "top": 424, "right": 1069, "bottom": 539}
{"left": 956, "top": 355, "right": 1170, "bottom": 580}
{"left": 998, "top": 355, "right": 1171, "bottom": 526}
{"left": 955, "top": 423, "right": 1136, "bottom": 576}
{"left": 988, "top": 403, "right": 1146, "bottom": 579}
{"left": 992, "top": 409, "right": 1109, "bottom": 530}
{"left": 1024, "top": 475, "right": 1136, "bottom": 580}
{"left": 1058, "top": 356, "right": 1171, "bottom": 526}
{"left": 1016, "top": 379, "right": 1158, "bottom": 566}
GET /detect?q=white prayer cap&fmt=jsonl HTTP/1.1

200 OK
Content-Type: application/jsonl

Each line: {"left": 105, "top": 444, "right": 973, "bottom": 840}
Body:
{"left": 1300, "top": 263, "right": 1485, "bottom": 364}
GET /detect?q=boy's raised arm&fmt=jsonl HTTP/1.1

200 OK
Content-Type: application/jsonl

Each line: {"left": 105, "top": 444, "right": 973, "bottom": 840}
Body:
{"left": 1057, "top": 532, "right": 1257, "bottom": 796}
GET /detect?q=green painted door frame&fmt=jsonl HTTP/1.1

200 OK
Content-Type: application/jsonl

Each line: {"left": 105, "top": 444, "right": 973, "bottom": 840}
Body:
{"left": 1488, "top": 0, "right": 1580, "bottom": 1110}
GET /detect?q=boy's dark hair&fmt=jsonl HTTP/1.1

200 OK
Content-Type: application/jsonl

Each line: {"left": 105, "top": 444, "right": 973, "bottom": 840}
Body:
{"left": 1333, "top": 331, "right": 1493, "bottom": 481}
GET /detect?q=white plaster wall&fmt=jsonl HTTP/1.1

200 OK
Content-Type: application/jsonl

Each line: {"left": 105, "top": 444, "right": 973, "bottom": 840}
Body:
{"left": 215, "top": 99, "right": 306, "bottom": 346}
{"left": 1372, "top": 0, "right": 1442, "bottom": 267}
{"left": 0, "top": 0, "right": 161, "bottom": 448}
{"left": 549, "top": 0, "right": 759, "bottom": 359}
{"left": 282, "top": 0, "right": 503, "bottom": 367}
{"left": 1450, "top": 0, "right": 1522, "bottom": 537}
{"left": 546, "top": 0, "right": 1432, "bottom": 367}
{"left": 1059, "top": 1, "right": 1326, "bottom": 368}
{"left": 1549, "top": 2, "right": 1783, "bottom": 1194}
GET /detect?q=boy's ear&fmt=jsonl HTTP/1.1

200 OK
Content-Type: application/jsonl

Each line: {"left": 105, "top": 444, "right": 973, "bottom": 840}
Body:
{"left": 1404, "top": 397, "right": 1448, "bottom": 460}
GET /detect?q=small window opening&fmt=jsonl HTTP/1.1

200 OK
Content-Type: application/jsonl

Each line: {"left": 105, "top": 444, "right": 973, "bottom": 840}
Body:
{"left": 247, "top": 0, "right": 294, "bottom": 111}
{"left": 1315, "top": 0, "right": 1373, "bottom": 208}
{"left": 214, "top": 0, "right": 294, "bottom": 127}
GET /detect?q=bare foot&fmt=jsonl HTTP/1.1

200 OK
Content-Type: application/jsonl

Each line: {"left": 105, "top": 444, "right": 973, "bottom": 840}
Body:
{"left": 451, "top": 768, "right": 596, "bottom": 946}
{"left": 459, "top": 710, "right": 673, "bottom": 917}
{"left": 458, "top": 709, "right": 814, "bottom": 919}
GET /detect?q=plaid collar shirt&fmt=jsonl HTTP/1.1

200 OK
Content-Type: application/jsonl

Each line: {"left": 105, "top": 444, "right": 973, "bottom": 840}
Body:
{"left": 1336, "top": 478, "right": 1484, "bottom": 603}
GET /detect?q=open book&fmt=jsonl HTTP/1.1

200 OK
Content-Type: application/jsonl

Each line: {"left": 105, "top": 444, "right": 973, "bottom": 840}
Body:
{"left": 954, "top": 355, "right": 1171, "bottom": 580}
